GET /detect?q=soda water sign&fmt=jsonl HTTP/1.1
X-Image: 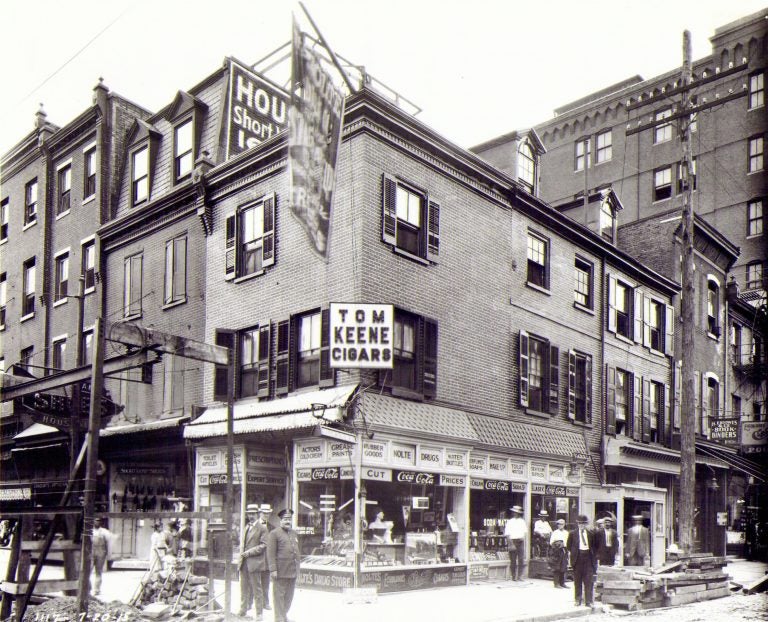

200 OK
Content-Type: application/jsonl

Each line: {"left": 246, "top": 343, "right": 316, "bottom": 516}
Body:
{"left": 226, "top": 59, "right": 289, "bottom": 157}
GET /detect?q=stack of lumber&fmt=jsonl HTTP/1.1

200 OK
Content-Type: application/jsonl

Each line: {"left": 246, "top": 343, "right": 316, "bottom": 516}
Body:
{"left": 137, "top": 567, "right": 209, "bottom": 612}
{"left": 596, "top": 553, "right": 731, "bottom": 611}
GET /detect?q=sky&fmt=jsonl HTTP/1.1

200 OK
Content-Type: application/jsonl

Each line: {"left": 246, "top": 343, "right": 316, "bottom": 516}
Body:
{"left": 0, "top": 0, "right": 766, "bottom": 157}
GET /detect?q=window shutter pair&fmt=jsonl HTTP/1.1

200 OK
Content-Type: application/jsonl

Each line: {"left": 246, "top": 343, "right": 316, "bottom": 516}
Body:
{"left": 607, "top": 274, "right": 617, "bottom": 332}
{"left": 632, "top": 374, "right": 642, "bottom": 441}
{"left": 214, "top": 329, "right": 236, "bottom": 402}
{"left": 518, "top": 331, "right": 558, "bottom": 414}
{"left": 567, "top": 351, "right": 592, "bottom": 424}
{"left": 642, "top": 378, "right": 651, "bottom": 443}
{"left": 381, "top": 174, "right": 440, "bottom": 262}
{"left": 274, "top": 310, "right": 336, "bottom": 395}
{"left": 224, "top": 193, "right": 277, "bottom": 278}
{"left": 605, "top": 365, "right": 616, "bottom": 435}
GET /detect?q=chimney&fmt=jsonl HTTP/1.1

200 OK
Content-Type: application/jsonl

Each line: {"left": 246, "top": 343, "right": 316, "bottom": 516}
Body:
{"left": 93, "top": 77, "right": 109, "bottom": 114}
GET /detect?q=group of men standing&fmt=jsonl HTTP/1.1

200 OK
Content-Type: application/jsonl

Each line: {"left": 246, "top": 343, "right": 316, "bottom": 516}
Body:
{"left": 505, "top": 506, "right": 650, "bottom": 609}
{"left": 238, "top": 504, "right": 301, "bottom": 622}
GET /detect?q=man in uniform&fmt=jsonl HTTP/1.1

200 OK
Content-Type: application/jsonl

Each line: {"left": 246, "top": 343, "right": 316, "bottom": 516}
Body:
{"left": 267, "top": 509, "right": 301, "bottom": 622}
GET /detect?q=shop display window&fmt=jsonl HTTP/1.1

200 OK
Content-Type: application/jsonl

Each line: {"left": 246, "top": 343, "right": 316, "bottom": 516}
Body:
{"left": 530, "top": 493, "right": 578, "bottom": 560}
{"left": 297, "top": 478, "right": 357, "bottom": 568}
{"left": 468, "top": 488, "right": 525, "bottom": 562}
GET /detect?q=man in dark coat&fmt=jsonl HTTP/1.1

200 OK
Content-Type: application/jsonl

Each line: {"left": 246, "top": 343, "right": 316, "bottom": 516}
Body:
{"left": 567, "top": 514, "right": 598, "bottom": 607}
{"left": 258, "top": 504, "right": 274, "bottom": 611}
{"left": 238, "top": 504, "right": 269, "bottom": 620}
{"left": 267, "top": 508, "right": 301, "bottom": 622}
{"left": 595, "top": 516, "right": 619, "bottom": 566}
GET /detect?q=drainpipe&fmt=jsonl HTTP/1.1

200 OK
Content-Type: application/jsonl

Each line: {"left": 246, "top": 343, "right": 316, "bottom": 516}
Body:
{"left": 599, "top": 254, "right": 607, "bottom": 487}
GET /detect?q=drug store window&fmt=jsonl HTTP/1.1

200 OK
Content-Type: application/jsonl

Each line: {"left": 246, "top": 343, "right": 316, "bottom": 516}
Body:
{"left": 468, "top": 480, "right": 526, "bottom": 561}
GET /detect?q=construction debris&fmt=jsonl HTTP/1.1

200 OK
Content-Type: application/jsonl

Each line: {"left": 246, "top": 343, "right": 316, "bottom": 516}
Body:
{"left": 136, "top": 565, "right": 210, "bottom": 612}
{"left": 596, "top": 553, "right": 733, "bottom": 611}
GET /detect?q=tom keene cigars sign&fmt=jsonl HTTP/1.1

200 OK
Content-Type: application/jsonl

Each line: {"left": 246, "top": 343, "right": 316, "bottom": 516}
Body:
{"left": 226, "top": 60, "right": 289, "bottom": 158}
{"left": 330, "top": 303, "right": 394, "bottom": 369}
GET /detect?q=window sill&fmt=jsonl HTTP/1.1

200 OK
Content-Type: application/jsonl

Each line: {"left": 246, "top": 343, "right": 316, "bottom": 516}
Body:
{"left": 525, "top": 282, "right": 551, "bottom": 296}
{"left": 746, "top": 233, "right": 765, "bottom": 240}
{"left": 525, "top": 408, "right": 551, "bottom": 420}
{"left": 594, "top": 159, "right": 611, "bottom": 167}
{"left": 234, "top": 270, "right": 265, "bottom": 284}
{"left": 162, "top": 298, "right": 187, "bottom": 311}
{"left": 83, "top": 195, "right": 96, "bottom": 205}
{"left": 748, "top": 169, "right": 764, "bottom": 176}
{"left": 123, "top": 312, "right": 142, "bottom": 321}
{"left": 652, "top": 196, "right": 672, "bottom": 204}
{"left": 0, "top": 238, "right": 7, "bottom": 246}
{"left": 53, "top": 298, "right": 68, "bottom": 308}
{"left": 748, "top": 105, "right": 764, "bottom": 112}
{"left": 84, "top": 286, "right": 96, "bottom": 296}
{"left": 707, "top": 331, "right": 720, "bottom": 341}
{"left": 391, "top": 246, "right": 430, "bottom": 266}
{"left": 21, "top": 312, "right": 35, "bottom": 323}
{"left": 22, "top": 221, "right": 37, "bottom": 232}
{"left": 573, "top": 302, "right": 594, "bottom": 315}
{"left": 649, "top": 347, "right": 667, "bottom": 358}
{"left": 570, "top": 419, "right": 592, "bottom": 429}
{"left": 55, "top": 210, "right": 70, "bottom": 221}
{"left": 613, "top": 332, "right": 635, "bottom": 346}
{"left": 653, "top": 138, "right": 672, "bottom": 146}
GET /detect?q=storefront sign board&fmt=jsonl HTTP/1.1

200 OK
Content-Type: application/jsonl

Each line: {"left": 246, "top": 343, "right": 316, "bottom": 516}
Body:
{"left": 246, "top": 473, "right": 284, "bottom": 486}
{"left": 530, "top": 463, "right": 547, "bottom": 481}
{"left": 391, "top": 443, "right": 416, "bottom": 466}
{"left": 395, "top": 470, "right": 435, "bottom": 485}
{"left": 709, "top": 418, "right": 739, "bottom": 444}
{"left": 363, "top": 467, "right": 392, "bottom": 481}
{"left": 297, "top": 568, "right": 355, "bottom": 592}
{"left": 296, "top": 440, "right": 325, "bottom": 464}
{"left": 117, "top": 465, "right": 171, "bottom": 476}
{"left": 508, "top": 461, "right": 527, "bottom": 479}
{"left": 329, "top": 303, "right": 394, "bottom": 369}
{"left": 327, "top": 441, "right": 354, "bottom": 460}
{"left": 444, "top": 449, "right": 467, "bottom": 471}
{"left": 197, "top": 450, "right": 222, "bottom": 473}
{"left": 418, "top": 446, "right": 443, "bottom": 468}
{"left": 247, "top": 449, "right": 286, "bottom": 470}
{"left": 487, "top": 457, "right": 507, "bottom": 478}
{"left": 203, "top": 473, "right": 242, "bottom": 485}
{"left": 469, "top": 454, "right": 487, "bottom": 474}
{"left": 360, "top": 565, "right": 467, "bottom": 593}
{"left": 741, "top": 421, "right": 768, "bottom": 454}
{"left": 0, "top": 487, "right": 32, "bottom": 501}
{"left": 548, "top": 465, "right": 565, "bottom": 483}
{"left": 363, "top": 440, "right": 388, "bottom": 463}
{"left": 439, "top": 474, "right": 465, "bottom": 487}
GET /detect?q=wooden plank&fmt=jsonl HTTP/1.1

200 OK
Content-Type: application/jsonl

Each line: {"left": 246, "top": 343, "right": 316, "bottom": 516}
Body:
{"left": 664, "top": 585, "right": 731, "bottom": 606}
{"left": 601, "top": 593, "right": 641, "bottom": 605}
{"left": 651, "top": 561, "right": 682, "bottom": 574}
{"left": 743, "top": 574, "right": 768, "bottom": 594}
{"left": 671, "top": 583, "right": 709, "bottom": 595}
{"left": 108, "top": 323, "right": 230, "bottom": 365}
{"left": 600, "top": 580, "right": 644, "bottom": 590}
{"left": 1, "top": 580, "right": 80, "bottom": 595}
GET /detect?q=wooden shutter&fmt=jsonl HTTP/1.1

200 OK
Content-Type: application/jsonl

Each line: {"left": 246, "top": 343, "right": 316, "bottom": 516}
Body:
{"left": 642, "top": 295, "right": 651, "bottom": 347}
{"left": 319, "top": 308, "right": 334, "bottom": 387}
{"left": 519, "top": 331, "right": 530, "bottom": 408}
{"left": 174, "top": 237, "right": 186, "bottom": 301}
{"left": 585, "top": 355, "right": 592, "bottom": 425}
{"left": 694, "top": 370, "right": 701, "bottom": 435}
{"left": 423, "top": 318, "right": 438, "bottom": 399}
{"left": 567, "top": 350, "right": 576, "bottom": 420}
{"left": 225, "top": 213, "right": 236, "bottom": 280}
{"left": 607, "top": 274, "right": 617, "bottom": 333}
{"left": 664, "top": 304, "right": 675, "bottom": 356}
{"left": 382, "top": 174, "right": 397, "bottom": 246}
{"left": 426, "top": 198, "right": 440, "bottom": 263}
{"left": 673, "top": 361, "right": 681, "bottom": 429}
{"left": 214, "top": 329, "right": 235, "bottom": 402}
{"left": 257, "top": 323, "right": 271, "bottom": 397}
{"left": 549, "top": 344, "right": 559, "bottom": 414}
{"left": 262, "top": 194, "right": 276, "bottom": 268}
{"left": 605, "top": 365, "right": 616, "bottom": 435}
{"left": 663, "top": 383, "right": 671, "bottom": 445}
{"left": 632, "top": 373, "right": 642, "bottom": 441}
{"left": 275, "top": 320, "right": 290, "bottom": 395}
{"left": 633, "top": 289, "right": 643, "bottom": 343}
{"left": 700, "top": 373, "right": 709, "bottom": 438}
{"left": 642, "top": 378, "right": 651, "bottom": 443}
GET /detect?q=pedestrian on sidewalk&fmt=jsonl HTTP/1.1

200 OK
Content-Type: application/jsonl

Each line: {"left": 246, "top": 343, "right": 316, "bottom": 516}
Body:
{"left": 504, "top": 505, "right": 527, "bottom": 581}
{"left": 258, "top": 504, "right": 274, "bottom": 612}
{"left": 239, "top": 504, "right": 268, "bottom": 620}
{"left": 596, "top": 516, "right": 619, "bottom": 566}
{"left": 267, "top": 508, "right": 301, "bottom": 622}
{"left": 626, "top": 515, "right": 650, "bottom": 567}
{"left": 548, "top": 518, "right": 569, "bottom": 588}
{"left": 149, "top": 521, "right": 170, "bottom": 571}
{"left": 91, "top": 517, "right": 112, "bottom": 595}
{"left": 567, "top": 514, "right": 598, "bottom": 607}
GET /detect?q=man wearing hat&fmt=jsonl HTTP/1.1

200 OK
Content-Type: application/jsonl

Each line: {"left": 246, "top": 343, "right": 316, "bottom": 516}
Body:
{"left": 626, "top": 514, "right": 650, "bottom": 567}
{"left": 548, "top": 518, "right": 569, "bottom": 588}
{"left": 258, "top": 504, "right": 274, "bottom": 611}
{"left": 596, "top": 516, "right": 619, "bottom": 566}
{"left": 238, "top": 504, "right": 268, "bottom": 620}
{"left": 504, "top": 505, "right": 527, "bottom": 581}
{"left": 567, "top": 514, "right": 598, "bottom": 607}
{"left": 533, "top": 510, "right": 553, "bottom": 558}
{"left": 267, "top": 509, "right": 301, "bottom": 622}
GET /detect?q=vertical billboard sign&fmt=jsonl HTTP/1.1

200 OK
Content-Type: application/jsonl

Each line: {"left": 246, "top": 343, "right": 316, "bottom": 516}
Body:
{"left": 226, "top": 59, "right": 289, "bottom": 159}
{"left": 288, "top": 19, "right": 345, "bottom": 258}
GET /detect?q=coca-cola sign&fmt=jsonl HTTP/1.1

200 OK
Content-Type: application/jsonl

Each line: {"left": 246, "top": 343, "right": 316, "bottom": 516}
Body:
{"left": 395, "top": 470, "right": 435, "bottom": 486}
{"left": 311, "top": 467, "right": 340, "bottom": 481}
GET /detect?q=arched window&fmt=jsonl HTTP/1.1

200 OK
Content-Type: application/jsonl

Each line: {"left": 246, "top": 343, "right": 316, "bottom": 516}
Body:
{"left": 518, "top": 141, "right": 536, "bottom": 194}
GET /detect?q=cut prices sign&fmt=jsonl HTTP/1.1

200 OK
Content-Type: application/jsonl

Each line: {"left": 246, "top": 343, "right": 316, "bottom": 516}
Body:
{"left": 329, "top": 303, "right": 393, "bottom": 369}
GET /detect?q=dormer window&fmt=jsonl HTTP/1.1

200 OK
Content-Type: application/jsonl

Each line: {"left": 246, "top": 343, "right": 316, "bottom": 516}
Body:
{"left": 600, "top": 200, "right": 614, "bottom": 242}
{"left": 174, "top": 118, "right": 194, "bottom": 182}
{"left": 518, "top": 141, "right": 536, "bottom": 193}
{"left": 131, "top": 145, "right": 149, "bottom": 206}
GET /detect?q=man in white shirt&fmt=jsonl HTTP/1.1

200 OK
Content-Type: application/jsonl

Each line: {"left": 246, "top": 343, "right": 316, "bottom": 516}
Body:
{"left": 533, "top": 510, "right": 553, "bottom": 557}
{"left": 504, "top": 505, "right": 527, "bottom": 581}
{"left": 548, "top": 518, "right": 568, "bottom": 588}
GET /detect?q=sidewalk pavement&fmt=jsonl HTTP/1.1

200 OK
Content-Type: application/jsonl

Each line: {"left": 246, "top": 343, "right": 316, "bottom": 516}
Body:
{"left": 86, "top": 557, "right": 766, "bottom": 622}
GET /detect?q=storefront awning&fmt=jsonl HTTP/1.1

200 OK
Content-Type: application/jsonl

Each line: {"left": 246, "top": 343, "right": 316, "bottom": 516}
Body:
{"left": 100, "top": 415, "right": 189, "bottom": 437}
{"left": 696, "top": 441, "right": 767, "bottom": 483}
{"left": 605, "top": 436, "right": 681, "bottom": 474}
{"left": 183, "top": 384, "right": 359, "bottom": 440}
{"left": 13, "top": 423, "right": 60, "bottom": 440}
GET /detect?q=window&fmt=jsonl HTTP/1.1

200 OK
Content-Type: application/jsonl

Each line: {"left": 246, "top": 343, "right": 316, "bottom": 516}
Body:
{"left": 596, "top": 130, "right": 612, "bottom": 163}
{"left": 25, "top": 179, "right": 38, "bottom": 226}
{"left": 746, "top": 262, "right": 763, "bottom": 290}
{"left": 706, "top": 376, "right": 720, "bottom": 425}
{"left": 57, "top": 164, "right": 71, "bottom": 215}
{"left": 654, "top": 166, "right": 672, "bottom": 201}
{"left": 54, "top": 253, "right": 69, "bottom": 301}
{"left": 82, "top": 241, "right": 96, "bottom": 291}
{"left": 174, "top": 118, "right": 194, "bottom": 182}
{"left": 22, "top": 257, "right": 35, "bottom": 317}
{"left": 392, "top": 312, "right": 416, "bottom": 391}
{"left": 132, "top": 145, "right": 149, "bottom": 205}
{"left": 20, "top": 346, "right": 34, "bottom": 373}
{"left": 519, "top": 331, "right": 558, "bottom": 414}
{"left": 643, "top": 296, "right": 674, "bottom": 355}
{"left": 707, "top": 279, "right": 720, "bottom": 335}
{"left": 297, "top": 311, "right": 321, "bottom": 389}
{"left": 599, "top": 200, "right": 614, "bottom": 242}
{"left": 224, "top": 194, "right": 276, "bottom": 279}
{"left": 84, "top": 147, "right": 97, "bottom": 198}
{"left": 614, "top": 368, "right": 630, "bottom": 435}
{"left": 749, "top": 72, "right": 765, "bottom": 109}
{"left": 732, "top": 323, "right": 743, "bottom": 364}
{"left": 239, "top": 325, "right": 270, "bottom": 398}
{"left": 568, "top": 350, "right": 592, "bottom": 424}
{"left": 0, "top": 198, "right": 8, "bottom": 241}
{"left": 163, "top": 354, "right": 185, "bottom": 411}
{"left": 52, "top": 338, "right": 66, "bottom": 371}
{"left": 82, "top": 330, "right": 93, "bottom": 366}
{"left": 749, "top": 136, "right": 764, "bottom": 173}
{"left": 732, "top": 395, "right": 742, "bottom": 419}
{"left": 748, "top": 199, "right": 764, "bottom": 237}
{"left": 648, "top": 381, "right": 664, "bottom": 443}
{"left": 0, "top": 272, "right": 6, "bottom": 329}
{"left": 517, "top": 141, "right": 536, "bottom": 193}
{"left": 123, "top": 254, "right": 143, "bottom": 318}
{"left": 677, "top": 157, "right": 697, "bottom": 193}
{"left": 575, "top": 138, "right": 590, "bottom": 171}
{"left": 654, "top": 108, "right": 673, "bottom": 143}
{"left": 381, "top": 175, "right": 440, "bottom": 262}
{"left": 526, "top": 232, "right": 549, "bottom": 289}
{"left": 608, "top": 276, "right": 633, "bottom": 340}
{"left": 164, "top": 235, "right": 187, "bottom": 305}
{"left": 379, "top": 310, "right": 437, "bottom": 399}
{"left": 574, "top": 257, "right": 593, "bottom": 309}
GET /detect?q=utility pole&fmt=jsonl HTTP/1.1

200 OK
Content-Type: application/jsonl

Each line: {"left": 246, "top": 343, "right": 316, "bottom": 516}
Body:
{"left": 678, "top": 30, "right": 696, "bottom": 555}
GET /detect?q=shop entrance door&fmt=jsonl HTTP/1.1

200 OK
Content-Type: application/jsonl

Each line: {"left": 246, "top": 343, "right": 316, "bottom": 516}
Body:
{"left": 623, "top": 498, "right": 652, "bottom": 566}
